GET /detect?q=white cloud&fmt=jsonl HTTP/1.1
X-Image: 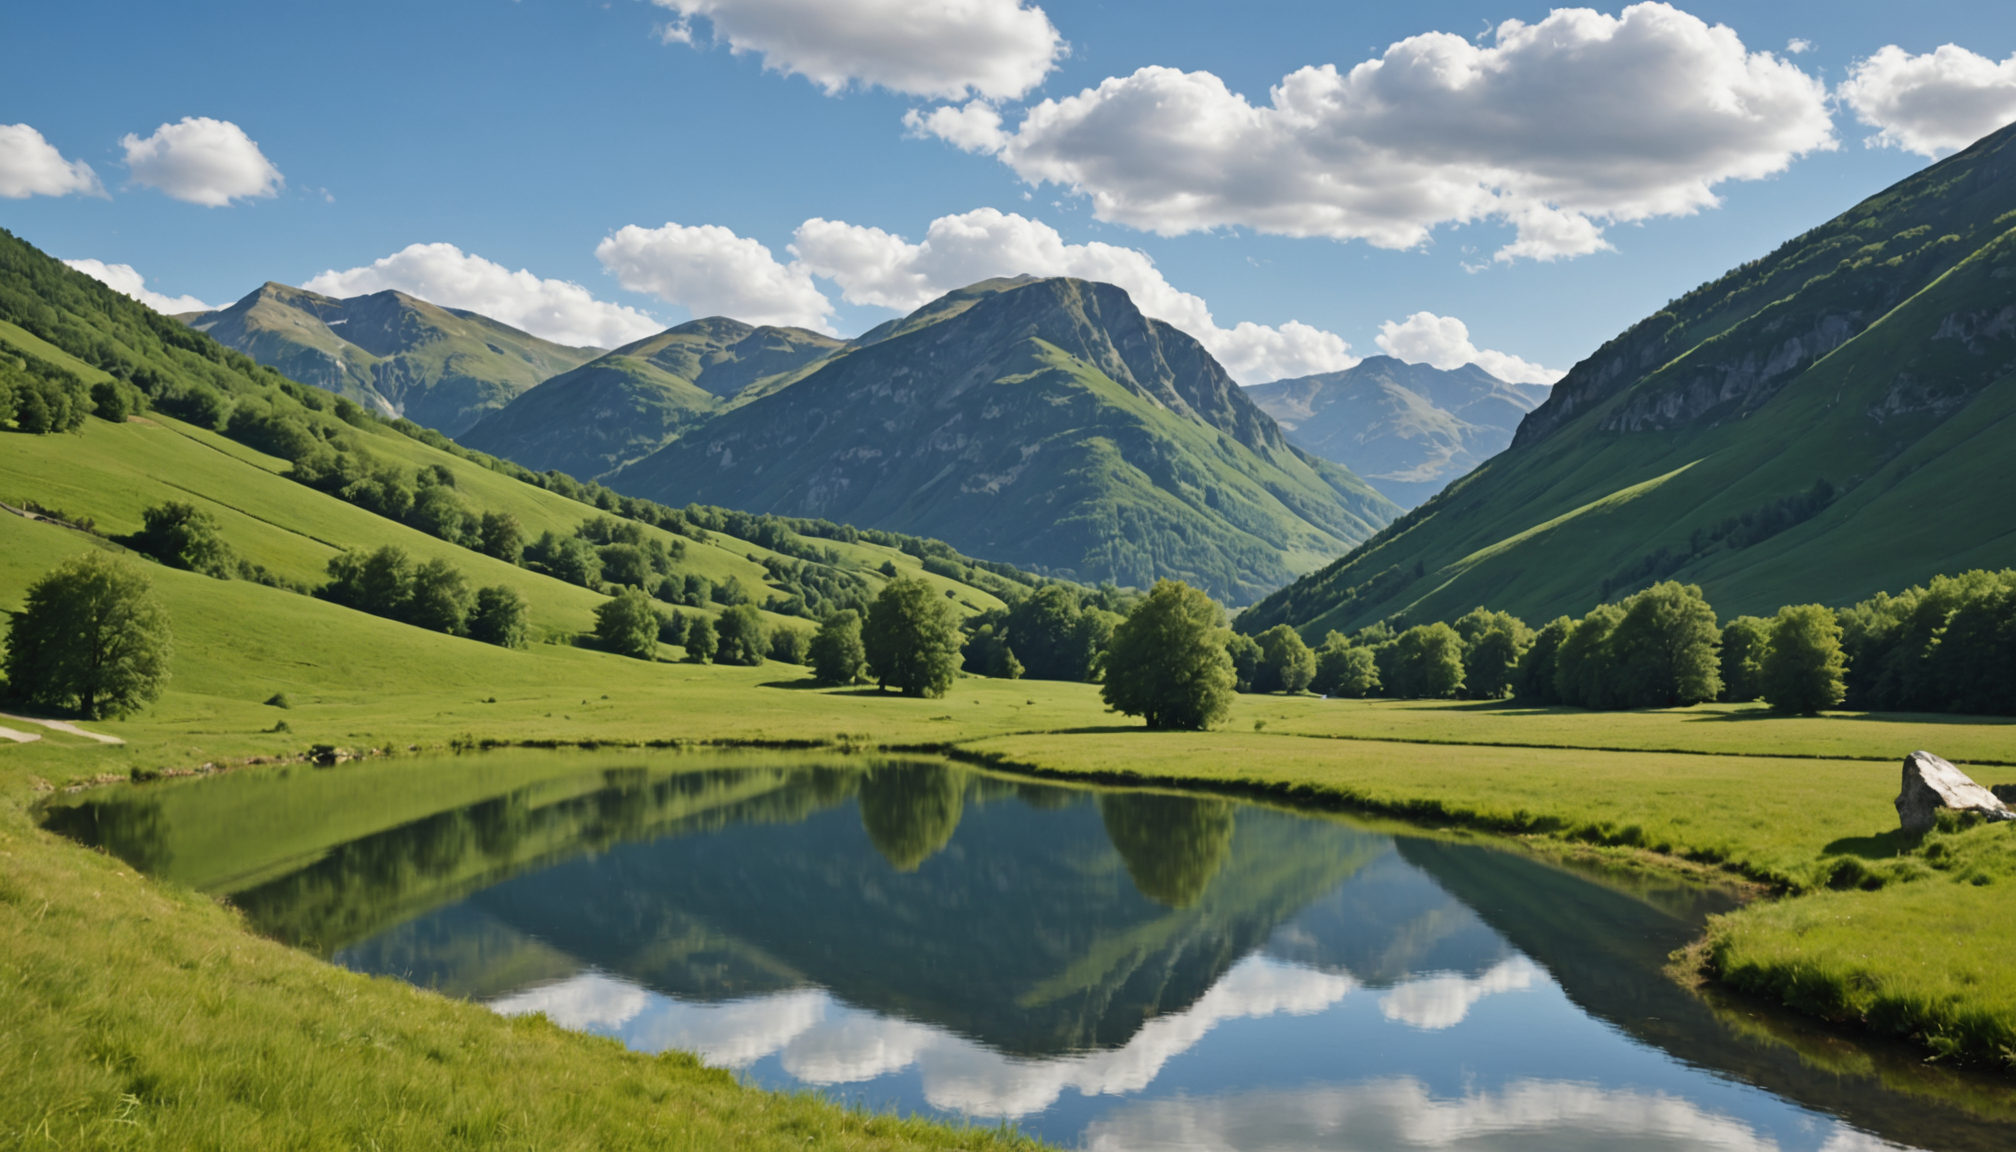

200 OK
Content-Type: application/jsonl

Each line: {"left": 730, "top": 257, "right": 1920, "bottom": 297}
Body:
{"left": 596, "top": 222, "right": 836, "bottom": 332}
{"left": 904, "top": 100, "right": 1009, "bottom": 153}
{"left": 1376, "top": 957, "right": 1539, "bottom": 1030}
{"left": 654, "top": 0, "right": 1063, "bottom": 100}
{"left": 1376, "top": 312, "right": 1563, "bottom": 385}
{"left": 0, "top": 123, "right": 103, "bottom": 199}
{"left": 931, "top": 3, "right": 1832, "bottom": 262}
{"left": 121, "top": 117, "right": 283, "bottom": 207}
{"left": 1838, "top": 44, "right": 2016, "bottom": 157}
{"left": 791, "top": 207, "right": 1358, "bottom": 382}
{"left": 62, "top": 259, "right": 214, "bottom": 314}
{"left": 304, "top": 242, "right": 662, "bottom": 349}
{"left": 1787, "top": 38, "right": 1813, "bottom": 55}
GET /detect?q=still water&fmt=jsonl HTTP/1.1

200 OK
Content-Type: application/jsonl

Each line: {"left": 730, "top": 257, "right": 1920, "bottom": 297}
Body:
{"left": 44, "top": 749, "right": 2016, "bottom": 1151}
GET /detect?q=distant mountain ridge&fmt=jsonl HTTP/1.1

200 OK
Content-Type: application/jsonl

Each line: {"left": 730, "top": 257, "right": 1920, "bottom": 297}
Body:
{"left": 182, "top": 283, "right": 601, "bottom": 435}
{"left": 459, "top": 318, "right": 844, "bottom": 480}
{"left": 609, "top": 277, "right": 1398, "bottom": 604}
{"left": 1246, "top": 357, "right": 1550, "bottom": 509}
{"left": 1240, "top": 118, "right": 2016, "bottom": 638}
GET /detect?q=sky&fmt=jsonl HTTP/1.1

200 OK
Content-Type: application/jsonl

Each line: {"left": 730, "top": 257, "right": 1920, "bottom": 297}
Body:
{"left": 5, "top": 0, "right": 2016, "bottom": 386}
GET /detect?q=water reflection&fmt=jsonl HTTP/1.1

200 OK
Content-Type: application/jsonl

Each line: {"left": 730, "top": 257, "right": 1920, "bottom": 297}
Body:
{"left": 42, "top": 751, "right": 2015, "bottom": 1151}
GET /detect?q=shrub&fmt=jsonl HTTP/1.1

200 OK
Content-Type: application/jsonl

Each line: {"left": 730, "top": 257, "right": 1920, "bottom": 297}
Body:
{"left": 863, "top": 577, "right": 963, "bottom": 697}
{"left": 1762, "top": 604, "right": 1847, "bottom": 715}
{"left": 1100, "top": 580, "right": 1236, "bottom": 730}
{"left": 594, "top": 589, "right": 661, "bottom": 661}
{"left": 3, "top": 551, "right": 172, "bottom": 718}
{"left": 468, "top": 586, "right": 530, "bottom": 648}
{"left": 809, "top": 609, "right": 866, "bottom": 684}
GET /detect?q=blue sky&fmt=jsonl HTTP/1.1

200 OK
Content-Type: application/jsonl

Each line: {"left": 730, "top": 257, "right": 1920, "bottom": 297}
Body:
{"left": 4, "top": 1, "right": 2014, "bottom": 384}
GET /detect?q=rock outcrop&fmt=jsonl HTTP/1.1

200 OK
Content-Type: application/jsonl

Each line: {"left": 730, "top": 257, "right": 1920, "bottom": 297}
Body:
{"left": 1895, "top": 750, "right": 2016, "bottom": 833}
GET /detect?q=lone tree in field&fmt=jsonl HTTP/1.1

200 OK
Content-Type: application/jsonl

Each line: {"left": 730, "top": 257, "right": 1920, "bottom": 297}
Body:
{"left": 863, "top": 577, "right": 962, "bottom": 697}
{"left": 3, "top": 551, "right": 172, "bottom": 719}
{"left": 594, "top": 588, "right": 661, "bottom": 661}
{"left": 809, "top": 608, "right": 867, "bottom": 684}
{"left": 1761, "top": 604, "right": 1847, "bottom": 715}
{"left": 1101, "top": 579, "right": 1236, "bottom": 730}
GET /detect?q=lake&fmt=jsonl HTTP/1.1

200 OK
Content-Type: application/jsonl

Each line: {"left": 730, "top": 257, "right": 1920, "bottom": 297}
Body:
{"left": 43, "top": 748, "right": 2016, "bottom": 1151}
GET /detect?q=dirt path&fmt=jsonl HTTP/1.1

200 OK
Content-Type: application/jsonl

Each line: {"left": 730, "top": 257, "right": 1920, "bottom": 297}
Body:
{"left": 0, "top": 726, "right": 41, "bottom": 744}
{"left": 0, "top": 714, "right": 123, "bottom": 745}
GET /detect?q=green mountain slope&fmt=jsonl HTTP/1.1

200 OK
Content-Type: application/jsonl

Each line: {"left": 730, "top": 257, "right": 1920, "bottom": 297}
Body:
{"left": 1246, "top": 356, "right": 1550, "bottom": 509}
{"left": 608, "top": 278, "right": 1399, "bottom": 604}
{"left": 1241, "top": 120, "right": 2016, "bottom": 638}
{"left": 459, "top": 318, "right": 843, "bottom": 479}
{"left": 184, "top": 283, "right": 601, "bottom": 436}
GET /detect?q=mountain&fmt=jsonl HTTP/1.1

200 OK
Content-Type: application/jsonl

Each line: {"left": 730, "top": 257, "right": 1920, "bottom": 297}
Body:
{"left": 606, "top": 277, "right": 1399, "bottom": 604}
{"left": 182, "top": 283, "right": 601, "bottom": 435}
{"left": 1240, "top": 119, "right": 2016, "bottom": 638}
{"left": 459, "top": 317, "right": 844, "bottom": 480}
{"left": 1245, "top": 357, "right": 1551, "bottom": 509}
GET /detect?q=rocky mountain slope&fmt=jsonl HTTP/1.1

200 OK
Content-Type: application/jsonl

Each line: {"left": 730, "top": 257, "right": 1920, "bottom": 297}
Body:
{"left": 181, "top": 283, "right": 600, "bottom": 435}
{"left": 1246, "top": 357, "right": 1549, "bottom": 509}
{"left": 609, "top": 278, "right": 1397, "bottom": 604}
{"left": 1240, "top": 119, "right": 2016, "bottom": 638}
{"left": 459, "top": 318, "right": 843, "bottom": 480}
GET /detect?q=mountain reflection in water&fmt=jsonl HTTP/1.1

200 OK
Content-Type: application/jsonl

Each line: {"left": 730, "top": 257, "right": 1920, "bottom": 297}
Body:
{"left": 44, "top": 750, "right": 2014, "bottom": 1151}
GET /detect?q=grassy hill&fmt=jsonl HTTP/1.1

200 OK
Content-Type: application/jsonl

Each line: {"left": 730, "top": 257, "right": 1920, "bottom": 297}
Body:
{"left": 184, "top": 283, "right": 602, "bottom": 435}
{"left": 610, "top": 278, "right": 1398, "bottom": 605}
{"left": 1241, "top": 120, "right": 2016, "bottom": 638}
{"left": 460, "top": 318, "right": 844, "bottom": 480}
{"left": 1246, "top": 356, "right": 1550, "bottom": 509}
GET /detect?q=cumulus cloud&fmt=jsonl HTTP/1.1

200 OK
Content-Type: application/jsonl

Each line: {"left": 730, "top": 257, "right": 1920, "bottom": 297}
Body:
{"left": 1375, "top": 312, "right": 1563, "bottom": 385}
{"left": 924, "top": 3, "right": 1832, "bottom": 261}
{"left": 654, "top": 0, "right": 1063, "bottom": 100}
{"left": 791, "top": 207, "right": 1357, "bottom": 382}
{"left": 1838, "top": 44, "right": 2016, "bottom": 157}
{"left": 1376, "top": 957, "right": 1540, "bottom": 1030}
{"left": 121, "top": 117, "right": 283, "bottom": 207}
{"left": 903, "top": 100, "right": 1010, "bottom": 153}
{"left": 0, "top": 123, "right": 103, "bottom": 199}
{"left": 596, "top": 222, "right": 836, "bottom": 332}
{"left": 62, "top": 259, "right": 214, "bottom": 314}
{"left": 304, "top": 242, "right": 662, "bottom": 349}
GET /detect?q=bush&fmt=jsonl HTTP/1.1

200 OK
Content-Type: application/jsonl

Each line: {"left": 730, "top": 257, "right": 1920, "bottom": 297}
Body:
{"left": 809, "top": 609, "right": 866, "bottom": 684}
{"left": 3, "top": 551, "right": 172, "bottom": 718}
{"left": 1100, "top": 580, "right": 1236, "bottom": 730}
{"left": 467, "top": 586, "right": 529, "bottom": 648}
{"left": 863, "top": 577, "right": 963, "bottom": 697}
{"left": 594, "top": 589, "right": 661, "bottom": 660}
{"left": 1762, "top": 604, "right": 1847, "bottom": 715}
{"left": 770, "top": 627, "right": 810, "bottom": 665}
{"left": 130, "top": 502, "right": 236, "bottom": 578}
{"left": 1254, "top": 624, "right": 1315, "bottom": 694}
{"left": 713, "top": 603, "right": 770, "bottom": 666}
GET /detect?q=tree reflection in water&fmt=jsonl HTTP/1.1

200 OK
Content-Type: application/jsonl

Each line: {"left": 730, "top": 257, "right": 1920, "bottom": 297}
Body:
{"left": 1098, "top": 791, "right": 1235, "bottom": 908}
{"left": 858, "top": 761, "right": 966, "bottom": 871}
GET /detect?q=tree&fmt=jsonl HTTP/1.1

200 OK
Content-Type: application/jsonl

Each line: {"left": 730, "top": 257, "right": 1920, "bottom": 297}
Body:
{"left": 478, "top": 511, "right": 524, "bottom": 564}
{"left": 1004, "top": 586, "right": 1104, "bottom": 681}
{"left": 407, "top": 485, "right": 477, "bottom": 546}
{"left": 714, "top": 603, "right": 770, "bottom": 666}
{"left": 1761, "top": 604, "right": 1847, "bottom": 715}
{"left": 1516, "top": 617, "right": 1574, "bottom": 703}
{"left": 1314, "top": 636, "right": 1379, "bottom": 698}
{"left": 1226, "top": 632, "right": 1262, "bottom": 693}
{"left": 131, "top": 502, "right": 236, "bottom": 578}
{"left": 3, "top": 552, "right": 171, "bottom": 719}
{"left": 1719, "top": 616, "right": 1773, "bottom": 702}
{"left": 1554, "top": 603, "right": 1624, "bottom": 709}
{"left": 322, "top": 545, "right": 413, "bottom": 618}
{"left": 597, "top": 543, "right": 654, "bottom": 590}
{"left": 715, "top": 575, "right": 750, "bottom": 606}
{"left": 858, "top": 763, "right": 965, "bottom": 871}
{"left": 1098, "top": 793, "right": 1234, "bottom": 907}
{"left": 1609, "top": 581, "right": 1722, "bottom": 706}
{"left": 684, "top": 614, "right": 718, "bottom": 663}
{"left": 1388, "top": 623, "right": 1465, "bottom": 698}
{"left": 810, "top": 609, "right": 866, "bottom": 684}
{"left": 1100, "top": 580, "right": 1236, "bottom": 730}
{"left": 405, "top": 558, "right": 473, "bottom": 635}
{"left": 770, "top": 626, "right": 810, "bottom": 665}
{"left": 594, "top": 588, "right": 661, "bottom": 660}
{"left": 863, "top": 577, "right": 962, "bottom": 697}
{"left": 1455, "top": 608, "right": 1531, "bottom": 700}
{"left": 526, "top": 531, "right": 600, "bottom": 590}
{"left": 467, "top": 585, "right": 529, "bottom": 648}
{"left": 1255, "top": 624, "right": 1316, "bottom": 694}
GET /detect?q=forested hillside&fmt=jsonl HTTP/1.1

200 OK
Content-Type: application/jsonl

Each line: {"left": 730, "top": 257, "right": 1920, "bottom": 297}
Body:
{"left": 1242, "top": 119, "right": 2016, "bottom": 638}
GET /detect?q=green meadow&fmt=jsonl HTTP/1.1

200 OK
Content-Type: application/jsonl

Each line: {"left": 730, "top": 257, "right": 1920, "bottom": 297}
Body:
{"left": 7, "top": 407, "right": 2016, "bottom": 1147}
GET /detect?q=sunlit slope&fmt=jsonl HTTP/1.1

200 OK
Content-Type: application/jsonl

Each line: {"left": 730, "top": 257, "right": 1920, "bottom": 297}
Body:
{"left": 613, "top": 278, "right": 1398, "bottom": 604}
{"left": 461, "top": 318, "right": 844, "bottom": 479}
{"left": 186, "top": 283, "right": 601, "bottom": 435}
{"left": 1242, "top": 121, "right": 2016, "bottom": 636}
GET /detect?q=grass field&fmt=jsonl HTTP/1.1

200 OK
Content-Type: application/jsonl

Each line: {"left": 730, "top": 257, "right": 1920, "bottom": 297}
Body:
{"left": 8, "top": 409, "right": 2016, "bottom": 1147}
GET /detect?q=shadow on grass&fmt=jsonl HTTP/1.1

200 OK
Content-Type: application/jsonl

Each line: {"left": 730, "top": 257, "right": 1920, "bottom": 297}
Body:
{"left": 1043, "top": 724, "right": 1159, "bottom": 736}
{"left": 758, "top": 678, "right": 834, "bottom": 691}
{"left": 1822, "top": 828, "right": 1923, "bottom": 860}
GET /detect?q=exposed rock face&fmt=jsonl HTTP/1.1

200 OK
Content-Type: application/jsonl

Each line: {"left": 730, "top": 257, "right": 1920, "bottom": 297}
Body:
{"left": 1895, "top": 750, "right": 2016, "bottom": 833}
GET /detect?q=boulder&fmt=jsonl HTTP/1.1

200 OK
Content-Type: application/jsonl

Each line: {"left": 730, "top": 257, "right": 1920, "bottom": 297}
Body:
{"left": 1895, "top": 750, "right": 2016, "bottom": 834}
